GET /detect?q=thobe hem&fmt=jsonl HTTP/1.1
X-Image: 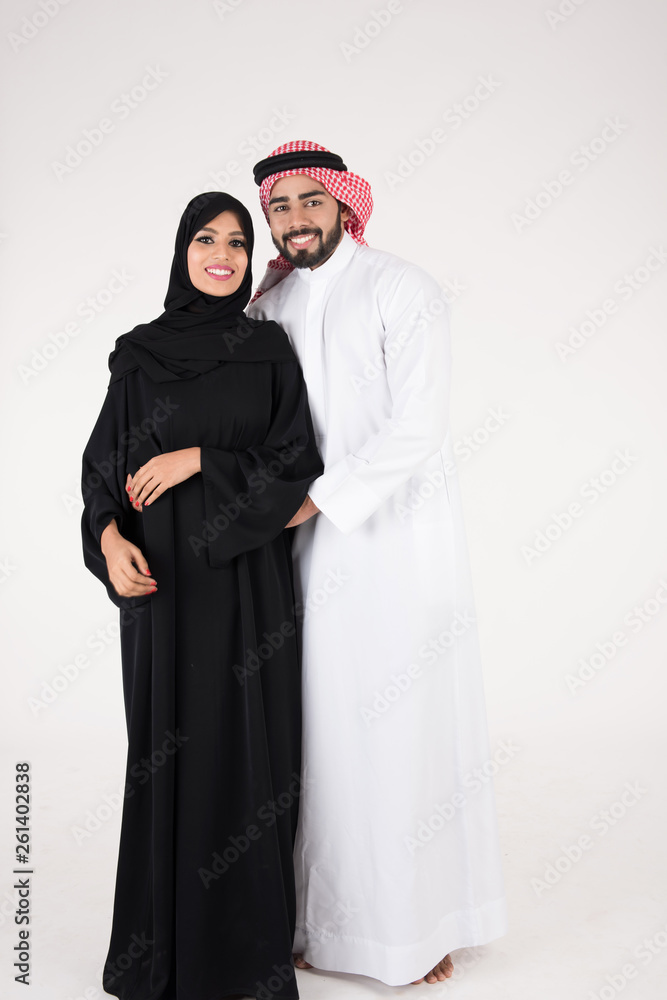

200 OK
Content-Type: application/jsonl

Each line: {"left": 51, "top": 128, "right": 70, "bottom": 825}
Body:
{"left": 293, "top": 895, "right": 508, "bottom": 987}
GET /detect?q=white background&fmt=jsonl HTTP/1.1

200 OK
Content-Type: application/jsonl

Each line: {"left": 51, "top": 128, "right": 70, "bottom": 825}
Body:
{"left": 1, "top": 0, "right": 666, "bottom": 997}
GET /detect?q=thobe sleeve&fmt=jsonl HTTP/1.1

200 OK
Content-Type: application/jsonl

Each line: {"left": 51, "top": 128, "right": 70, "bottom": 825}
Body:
{"left": 308, "top": 266, "right": 451, "bottom": 534}
{"left": 199, "top": 360, "right": 323, "bottom": 566}
{"left": 81, "top": 378, "right": 140, "bottom": 609}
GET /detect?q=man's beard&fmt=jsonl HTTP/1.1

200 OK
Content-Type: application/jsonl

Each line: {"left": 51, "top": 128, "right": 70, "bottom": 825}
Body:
{"left": 273, "top": 208, "right": 343, "bottom": 269}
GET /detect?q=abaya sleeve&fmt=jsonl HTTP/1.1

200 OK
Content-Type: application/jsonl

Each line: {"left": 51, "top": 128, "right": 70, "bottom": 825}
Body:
{"left": 81, "top": 378, "right": 148, "bottom": 609}
{"left": 199, "top": 359, "right": 323, "bottom": 567}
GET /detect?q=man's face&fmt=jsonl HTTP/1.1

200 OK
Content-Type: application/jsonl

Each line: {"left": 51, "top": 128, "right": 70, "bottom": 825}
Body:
{"left": 267, "top": 175, "right": 351, "bottom": 269}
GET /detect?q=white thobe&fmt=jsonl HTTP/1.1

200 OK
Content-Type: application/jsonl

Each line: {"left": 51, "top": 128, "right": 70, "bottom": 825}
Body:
{"left": 249, "top": 231, "right": 508, "bottom": 986}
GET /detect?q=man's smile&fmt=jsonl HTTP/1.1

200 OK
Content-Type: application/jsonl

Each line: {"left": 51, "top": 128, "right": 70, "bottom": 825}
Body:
{"left": 286, "top": 232, "right": 320, "bottom": 249}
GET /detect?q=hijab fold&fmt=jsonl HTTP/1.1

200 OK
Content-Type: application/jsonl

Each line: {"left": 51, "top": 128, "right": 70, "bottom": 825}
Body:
{"left": 108, "top": 192, "right": 293, "bottom": 385}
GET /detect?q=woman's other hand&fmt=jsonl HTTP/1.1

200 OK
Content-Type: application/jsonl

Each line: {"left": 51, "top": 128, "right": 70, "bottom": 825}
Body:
{"left": 127, "top": 448, "right": 202, "bottom": 510}
{"left": 101, "top": 520, "right": 157, "bottom": 597}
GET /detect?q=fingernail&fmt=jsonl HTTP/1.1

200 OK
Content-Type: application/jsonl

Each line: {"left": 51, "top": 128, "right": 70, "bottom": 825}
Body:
{"left": 134, "top": 502, "right": 140, "bottom": 508}
{"left": 129, "top": 495, "right": 134, "bottom": 501}
{"left": 144, "top": 568, "right": 151, "bottom": 575}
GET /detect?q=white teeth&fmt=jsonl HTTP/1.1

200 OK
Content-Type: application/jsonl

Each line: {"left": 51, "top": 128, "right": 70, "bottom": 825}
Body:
{"left": 206, "top": 267, "right": 232, "bottom": 275}
{"left": 290, "top": 235, "right": 315, "bottom": 245}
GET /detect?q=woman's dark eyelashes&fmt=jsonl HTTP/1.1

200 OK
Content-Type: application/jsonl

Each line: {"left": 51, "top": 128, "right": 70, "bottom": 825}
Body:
{"left": 194, "top": 235, "right": 246, "bottom": 248}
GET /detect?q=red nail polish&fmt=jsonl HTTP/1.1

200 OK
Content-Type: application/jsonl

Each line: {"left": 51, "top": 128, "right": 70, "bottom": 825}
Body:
{"left": 134, "top": 502, "right": 140, "bottom": 508}
{"left": 129, "top": 495, "right": 134, "bottom": 501}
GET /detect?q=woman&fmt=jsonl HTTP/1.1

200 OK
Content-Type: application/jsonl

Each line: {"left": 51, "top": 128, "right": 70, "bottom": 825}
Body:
{"left": 81, "top": 191, "right": 323, "bottom": 1000}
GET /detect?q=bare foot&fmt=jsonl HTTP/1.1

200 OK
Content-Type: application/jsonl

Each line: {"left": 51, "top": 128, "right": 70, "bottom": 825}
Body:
{"left": 412, "top": 954, "right": 454, "bottom": 984}
{"left": 293, "top": 954, "right": 314, "bottom": 970}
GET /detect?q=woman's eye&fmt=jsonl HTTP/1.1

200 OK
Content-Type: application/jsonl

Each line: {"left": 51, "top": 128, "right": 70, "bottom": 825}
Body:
{"left": 230, "top": 239, "right": 246, "bottom": 248}
{"left": 196, "top": 236, "right": 214, "bottom": 243}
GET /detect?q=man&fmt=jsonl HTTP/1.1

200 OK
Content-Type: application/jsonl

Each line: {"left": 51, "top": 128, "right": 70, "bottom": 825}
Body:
{"left": 248, "top": 140, "right": 508, "bottom": 987}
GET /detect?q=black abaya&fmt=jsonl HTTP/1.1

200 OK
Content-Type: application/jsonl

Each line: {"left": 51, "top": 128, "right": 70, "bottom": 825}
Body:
{"left": 82, "top": 343, "right": 323, "bottom": 998}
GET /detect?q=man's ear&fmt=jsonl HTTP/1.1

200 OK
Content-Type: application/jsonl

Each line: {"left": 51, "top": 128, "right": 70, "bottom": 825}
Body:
{"left": 339, "top": 201, "right": 352, "bottom": 223}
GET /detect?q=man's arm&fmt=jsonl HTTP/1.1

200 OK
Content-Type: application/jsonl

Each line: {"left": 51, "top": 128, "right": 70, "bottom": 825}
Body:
{"left": 308, "top": 266, "right": 450, "bottom": 534}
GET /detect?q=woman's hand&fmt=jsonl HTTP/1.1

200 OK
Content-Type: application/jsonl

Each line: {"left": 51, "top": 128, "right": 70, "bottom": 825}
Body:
{"left": 101, "top": 520, "right": 157, "bottom": 597}
{"left": 127, "top": 448, "right": 201, "bottom": 510}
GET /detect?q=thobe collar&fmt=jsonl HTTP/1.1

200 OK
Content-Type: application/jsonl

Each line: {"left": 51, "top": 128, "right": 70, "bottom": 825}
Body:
{"left": 293, "top": 229, "right": 357, "bottom": 283}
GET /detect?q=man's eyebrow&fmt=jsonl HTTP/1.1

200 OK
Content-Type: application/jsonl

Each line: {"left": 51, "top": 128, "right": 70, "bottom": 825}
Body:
{"left": 268, "top": 189, "right": 328, "bottom": 206}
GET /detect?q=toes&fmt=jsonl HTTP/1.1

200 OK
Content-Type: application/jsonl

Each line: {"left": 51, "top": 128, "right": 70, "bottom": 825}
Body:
{"left": 413, "top": 956, "right": 454, "bottom": 985}
{"left": 293, "top": 955, "right": 313, "bottom": 970}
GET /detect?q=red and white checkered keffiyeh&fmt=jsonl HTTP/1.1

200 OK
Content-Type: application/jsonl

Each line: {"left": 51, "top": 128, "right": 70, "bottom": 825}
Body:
{"left": 251, "top": 139, "right": 373, "bottom": 301}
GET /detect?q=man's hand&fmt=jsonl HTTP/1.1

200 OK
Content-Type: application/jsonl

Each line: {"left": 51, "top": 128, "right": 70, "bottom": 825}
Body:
{"left": 286, "top": 495, "right": 320, "bottom": 528}
{"left": 127, "top": 448, "right": 201, "bottom": 510}
{"left": 101, "top": 520, "right": 157, "bottom": 597}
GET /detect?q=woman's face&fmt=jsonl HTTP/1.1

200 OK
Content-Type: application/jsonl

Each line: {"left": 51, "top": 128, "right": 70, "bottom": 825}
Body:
{"left": 187, "top": 210, "right": 248, "bottom": 296}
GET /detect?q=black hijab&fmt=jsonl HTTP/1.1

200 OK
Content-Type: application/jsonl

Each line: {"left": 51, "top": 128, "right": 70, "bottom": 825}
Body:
{"left": 108, "top": 191, "right": 293, "bottom": 384}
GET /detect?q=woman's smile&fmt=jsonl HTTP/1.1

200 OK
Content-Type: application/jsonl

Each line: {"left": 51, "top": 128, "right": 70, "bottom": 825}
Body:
{"left": 204, "top": 265, "right": 234, "bottom": 281}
